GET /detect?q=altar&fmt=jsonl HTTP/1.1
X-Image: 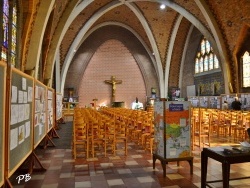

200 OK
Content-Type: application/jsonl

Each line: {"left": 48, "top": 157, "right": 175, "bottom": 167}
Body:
{"left": 131, "top": 101, "right": 143, "bottom": 110}
{"left": 112, "top": 101, "right": 125, "bottom": 107}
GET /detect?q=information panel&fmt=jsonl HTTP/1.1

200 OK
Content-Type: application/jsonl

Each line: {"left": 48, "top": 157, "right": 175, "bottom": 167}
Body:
{"left": 154, "top": 101, "right": 191, "bottom": 159}
{"left": 34, "top": 81, "right": 47, "bottom": 148}
{"left": 56, "top": 93, "right": 63, "bottom": 120}
{"left": 8, "top": 68, "right": 34, "bottom": 176}
{"left": 47, "top": 88, "right": 54, "bottom": 132}
{"left": 165, "top": 101, "right": 191, "bottom": 159}
{"left": 0, "top": 61, "right": 6, "bottom": 187}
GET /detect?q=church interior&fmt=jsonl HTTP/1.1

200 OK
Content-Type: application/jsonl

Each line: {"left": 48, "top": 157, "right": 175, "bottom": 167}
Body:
{"left": 1, "top": 0, "right": 250, "bottom": 187}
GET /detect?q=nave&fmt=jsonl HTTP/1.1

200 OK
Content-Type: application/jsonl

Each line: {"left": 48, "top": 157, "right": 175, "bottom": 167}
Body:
{"left": 9, "top": 121, "right": 250, "bottom": 188}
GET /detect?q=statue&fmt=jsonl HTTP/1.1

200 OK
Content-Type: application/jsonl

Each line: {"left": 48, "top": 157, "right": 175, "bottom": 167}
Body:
{"left": 104, "top": 76, "right": 122, "bottom": 102}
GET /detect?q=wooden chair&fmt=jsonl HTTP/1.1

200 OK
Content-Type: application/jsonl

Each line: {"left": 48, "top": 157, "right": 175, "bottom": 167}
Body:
{"left": 114, "top": 121, "right": 127, "bottom": 155}
{"left": 217, "top": 111, "right": 230, "bottom": 137}
{"left": 210, "top": 110, "right": 220, "bottom": 136}
{"left": 72, "top": 119, "right": 88, "bottom": 159}
{"left": 88, "top": 121, "right": 105, "bottom": 158}
{"left": 144, "top": 130, "right": 155, "bottom": 154}
{"left": 140, "top": 117, "right": 154, "bottom": 148}
{"left": 193, "top": 111, "right": 211, "bottom": 148}
{"left": 104, "top": 120, "right": 116, "bottom": 156}
{"left": 233, "top": 119, "right": 245, "bottom": 141}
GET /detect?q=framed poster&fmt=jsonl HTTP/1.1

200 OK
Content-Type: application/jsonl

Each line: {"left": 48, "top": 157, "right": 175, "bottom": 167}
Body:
{"left": 34, "top": 80, "right": 47, "bottom": 148}
{"left": 208, "top": 96, "right": 221, "bottom": 109}
{"left": 56, "top": 93, "right": 63, "bottom": 120}
{"left": 47, "top": 87, "right": 55, "bottom": 132}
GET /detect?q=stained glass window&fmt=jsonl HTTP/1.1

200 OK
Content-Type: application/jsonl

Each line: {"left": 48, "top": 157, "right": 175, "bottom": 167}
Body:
{"left": 209, "top": 53, "right": 214, "bottom": 70}
{"left": 194, "top": 37, "right": 220, "bottom": 74}
{"left": 2, "top": 0, "right": 9, "bottom": 61}
{"left": 242, "top": 51, "right": 250, "bottom": 88}
{"left": 204, "top": 56, "right": 209, "bottom": 71}
{"left": 195, "top": 58, "right": 199, "bottom": 73}
{"left": 205, "top": 40, "right": 210, "bottom": 53}
{"left": 199, "top": 57, "right": 203, "bottom": 72}
{"left": 201, "top": 39, "right": 205, "bottom": 55}
{"left": 11, "top": 4, "right": 17, "bottom": 64}
{"left": 214, "top": 55, "right": 219, "bottom": 69}
{"left": 1, "top": 0, "right": 17, "bottom": 66}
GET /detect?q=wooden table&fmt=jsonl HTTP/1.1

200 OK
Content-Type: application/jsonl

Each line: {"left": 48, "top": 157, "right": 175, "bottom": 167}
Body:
{"left": 201, "top": 146, "right": 250, "bottom": 188}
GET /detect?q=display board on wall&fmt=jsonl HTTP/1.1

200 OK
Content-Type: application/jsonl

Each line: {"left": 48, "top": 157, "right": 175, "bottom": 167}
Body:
{"left": 239, "top": 93, "right": 250, "bottom": 110}
{"left": 0, "top": 61, "right": 6, "bottom": 187}
{"left": 56, "top": 93, "right": 63, "bottom": 120}
{"left": 188, "top": 96, "right": 221, "bottom": 109}
{"left": 47, "top": 88, "right": 54, "bottom": 132}
{"left": 8, "top": 68, "right": 34, "bottom": 177}
{"left": 209, "top": 96, "right": 221, "bottom": 109}
{"left": 221, "top": 94, "right": 237, "bottom": 110}
{"left": 188, "top": 96, "right": 199, "bottom": 107}
{"left": 199, "top": 96, "right": 209, "bottom": 108}
{"left": 34, "top": 81, "right": 47, "bottom": 148}
{"left": 154, "top": 101, "right": 191, "bottom": 159}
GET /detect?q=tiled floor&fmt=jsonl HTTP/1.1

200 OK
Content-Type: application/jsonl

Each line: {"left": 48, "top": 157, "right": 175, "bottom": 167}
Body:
{"left": 9, "top": 125, "right": 250, "bottom": 188}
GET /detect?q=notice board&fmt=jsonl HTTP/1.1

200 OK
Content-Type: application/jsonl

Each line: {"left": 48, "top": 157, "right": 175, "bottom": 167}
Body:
{"left": 34, "top": 80, "right": 47, "bottom": 148}
{"left": 56, "top": 93, "right": 63, "bottom": 120}
{"left": 8, "top": 68, "right": 34, "bottom": 176}
{"left": 0, "top": 61, "right": 6, "bottom": 187}
{"left": 47, "top": 88, "right": 54, "bottom": 132}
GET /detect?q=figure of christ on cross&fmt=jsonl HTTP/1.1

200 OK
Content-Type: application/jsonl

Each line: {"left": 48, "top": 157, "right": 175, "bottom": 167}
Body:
{"left": 104, "top": 76, "right": 122, "bottom": 102}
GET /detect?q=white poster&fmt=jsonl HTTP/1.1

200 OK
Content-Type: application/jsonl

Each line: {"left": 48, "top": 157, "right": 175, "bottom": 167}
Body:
{"left": 18, "top": 104, "right": 25, "bottom": 122}
{"left": 11, "top": 86, "right": 18, "bottom": 103}
{"left": 10, "top": 104, "right": 18, "bottom": 125}
{"left": 18, "top": 125, "right": 25, "bottom": 144}
{"left": 18, "top": 90, "right": 24, "bottom": 104}
{"left": 10, "top": 128, "right": 18, "bottom": 150}
{"left": 28, "top": 86, "right": 33, "bottom": 102}
{"left": 25, "top": 121, "right": 30, "bottom": 138}
{"left": 22, "top": 77, "right": 27, "bottom": 90}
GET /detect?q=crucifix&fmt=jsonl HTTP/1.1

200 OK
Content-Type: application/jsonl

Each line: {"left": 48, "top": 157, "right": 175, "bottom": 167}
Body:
{"left": 104, "top": 76, "right": 122, "bottom": 103}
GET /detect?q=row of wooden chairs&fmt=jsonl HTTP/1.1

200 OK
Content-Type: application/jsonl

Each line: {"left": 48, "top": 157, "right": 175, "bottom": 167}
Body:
{"left": 100, "top": 107, "right": 155, "bottom": 153}
{"left": 72, "top": 108, "right": 128, "bottom": 159}
{"left": 192, "top": 108, "right": 250, "bottom": 148}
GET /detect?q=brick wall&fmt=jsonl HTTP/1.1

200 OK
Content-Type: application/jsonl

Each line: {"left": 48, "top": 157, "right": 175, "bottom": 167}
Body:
{"left": 78, "top": 39, "right": 146, "bottom": 108}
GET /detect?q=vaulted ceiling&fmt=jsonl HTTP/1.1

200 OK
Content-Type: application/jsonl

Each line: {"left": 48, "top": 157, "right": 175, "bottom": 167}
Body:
{"left": 21, "top": 0, "right": 250, "bottom": 95}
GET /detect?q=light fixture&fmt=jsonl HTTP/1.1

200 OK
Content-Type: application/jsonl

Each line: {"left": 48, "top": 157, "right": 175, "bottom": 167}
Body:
{"left": 160, "top": 4, "right": 166, "bottom": 9}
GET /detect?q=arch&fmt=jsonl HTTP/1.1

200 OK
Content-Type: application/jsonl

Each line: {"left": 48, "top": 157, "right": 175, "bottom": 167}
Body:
{"left": 63, "top": 25, "right": 159, "bottom": 99}
{"left": 46, "top": 0, "right": 120, "bottom": 87}
{"left": 45, "top": 0, "right": 93, "bottom": 82}
{"left": 24, "top": 0, "right": 55, "bottom": 79}
{"left": 179, "top": 25, "right": 194, "bottom": 95}
{"left": 164, "top": 15, "right": 183, "bottom": 98}
{"left": 60, "top": 1, "right": 164, "bottom": 96}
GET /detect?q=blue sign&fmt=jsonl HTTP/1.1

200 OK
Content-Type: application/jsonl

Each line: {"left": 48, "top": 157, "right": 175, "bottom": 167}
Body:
{"left": 169, "top": 104, "right": 183, "bottom": 111}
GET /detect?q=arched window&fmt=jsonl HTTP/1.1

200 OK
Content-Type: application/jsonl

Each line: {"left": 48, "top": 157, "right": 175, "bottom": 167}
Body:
{"left": 1, "top": 0, "right": 17, "bottom": 66}
{"left": 242, "top": 51, "right": 250, "bottom": 88}
{"left": 195, "top": 37, "right": 220, "bottom": 74}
